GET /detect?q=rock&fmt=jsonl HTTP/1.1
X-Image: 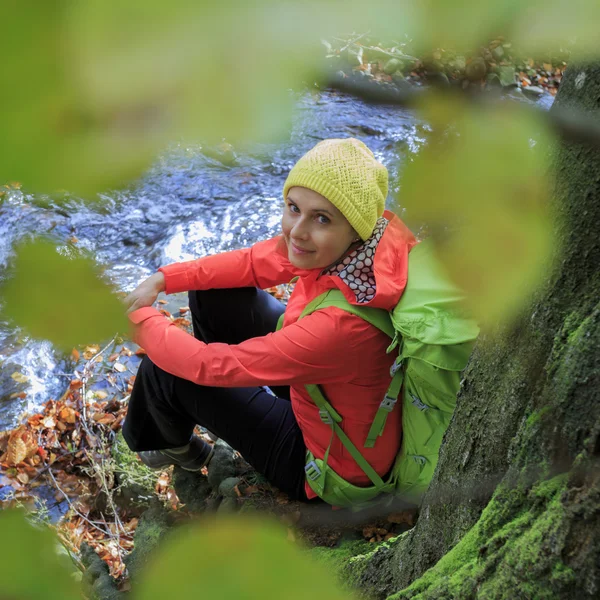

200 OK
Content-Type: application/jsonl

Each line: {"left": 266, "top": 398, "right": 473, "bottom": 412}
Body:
{"left": 217, "top": 497, "right": 239, "bottom": 513}
{"left": 426, "top": 72, "right": 450, "bottom": 87}
{"left": 172, "top": 467, "right": 212, "bottom": 513}
{"left": 81, "top": 543, "right": 122, "bottom": 600}
{"left": 454, "top": 56, "right": 467, "bottom": 72}
{"left": 383, "top": 58, "right": 403, "bottom": 75}
{"left": 523, "top": 85, "right": 545, "bottom": 98}
{"left": 125, "top": 500, "right": 173, "bottom": 580}
{"left": 497, "top": 65, "right": 517, "bottom": 87}
{"left": 486, "top": 73, "right": 501, "bottom": 87}
{"left": 218, "top": 476, "right": 242, "bottom": 498}
{"left": 465, "top": 58, "right": 487, "bottom": 81}
{"left": 492, "top": 45, "right": 505, "bottom": 61}
{"left": 207, "top": 440, "right": 237, "bottom": 490}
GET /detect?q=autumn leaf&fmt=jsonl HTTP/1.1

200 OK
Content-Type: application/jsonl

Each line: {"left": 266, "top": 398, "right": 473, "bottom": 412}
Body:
{"left": 6, "top": 427, "right": 38, "bottom": 466}
{"left": 10, "top": 372, "right": 29, "bottom": 385}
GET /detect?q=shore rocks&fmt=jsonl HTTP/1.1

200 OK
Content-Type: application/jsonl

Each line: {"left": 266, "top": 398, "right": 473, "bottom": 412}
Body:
{"left": 466, "top": 58, "right": 487, "bottom": 81}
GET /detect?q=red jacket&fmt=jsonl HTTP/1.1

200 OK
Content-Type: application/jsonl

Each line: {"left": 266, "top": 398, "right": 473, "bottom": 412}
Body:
{"left": 128, "top": 210, "right": 417, "bottom": 498}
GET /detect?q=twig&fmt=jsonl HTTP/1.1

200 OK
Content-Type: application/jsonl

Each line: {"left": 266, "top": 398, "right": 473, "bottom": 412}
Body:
{"left": 335, "top": 32, "right": 370, "bottom": 54}
{"left": 80, "top": 335, "right": 118, "bottom": 424}
{"left": 324, "top": 71, "right": 600, "bottom": 150}
{"left": 46, "top": 466, "right": 114, "bottom": 538}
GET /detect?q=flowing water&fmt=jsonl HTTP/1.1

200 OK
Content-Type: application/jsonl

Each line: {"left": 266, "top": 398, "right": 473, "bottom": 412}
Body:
{"left": 0, "top": 88, "right": 553, "bottom": 430}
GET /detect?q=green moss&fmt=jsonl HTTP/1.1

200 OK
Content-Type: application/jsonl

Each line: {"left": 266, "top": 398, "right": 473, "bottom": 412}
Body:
{"left": 308, "top": 540, "right": 373, "bottom": 593}
{"left": 125, "top": 501, "right": 173, "bottom": 580}
{"left": 390, "top": 474, "right": 571, "bottom": 599}
{"left": 111, "top": 431, "right": 158, "bottom": 503}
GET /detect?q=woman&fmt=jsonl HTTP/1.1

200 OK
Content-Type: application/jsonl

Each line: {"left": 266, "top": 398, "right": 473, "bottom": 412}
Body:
{"left": 123, "top": 138, "right": 417, "bottom": 502}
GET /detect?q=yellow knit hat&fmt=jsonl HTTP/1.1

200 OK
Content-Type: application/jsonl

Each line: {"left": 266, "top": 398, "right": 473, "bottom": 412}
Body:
{"left": 282, "top": 138, "right": 388, "bottom": 240}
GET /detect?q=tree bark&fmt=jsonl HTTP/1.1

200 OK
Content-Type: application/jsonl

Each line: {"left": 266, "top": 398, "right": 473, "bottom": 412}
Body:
{"left": 350, "top": 64, "right": 600, "bottom": 599}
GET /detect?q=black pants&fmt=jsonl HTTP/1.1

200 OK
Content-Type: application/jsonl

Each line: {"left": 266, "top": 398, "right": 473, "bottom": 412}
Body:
{"left": 122, "top": 287, "right": 310, "bottom": 501}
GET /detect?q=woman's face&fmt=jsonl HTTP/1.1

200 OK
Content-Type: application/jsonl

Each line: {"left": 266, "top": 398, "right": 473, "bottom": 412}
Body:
{"left": 281, "top": 186, "right": 358, "bottom": 270}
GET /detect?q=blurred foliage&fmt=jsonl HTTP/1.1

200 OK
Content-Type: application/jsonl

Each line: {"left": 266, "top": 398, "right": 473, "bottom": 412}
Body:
{"left": 398, "top": 95, "right": 556, "bottom": 324}
{"left": 0, "top": 510, "right": 350, "bottom": 600}
{"left": 133, "top": 515, "right": 352, "bottom": 600}
{"left": 0, "top": 509, "right": 81, "bottom": 600}
{"left": 0, "top": 239, "right": 128, "bottom": 351}
{"left": 0, "top": 0, "right": 598, "bottom": 196}
{"left": 379, "top": 0, "right": 600, "bottom": 57}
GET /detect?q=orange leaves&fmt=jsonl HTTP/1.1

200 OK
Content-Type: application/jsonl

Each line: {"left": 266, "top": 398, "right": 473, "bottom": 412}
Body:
{"left": 59, "top": 406, "right": 77, "bottom": 424}
{"left": 4, "top": 426, "right": 38, "bottom": 467}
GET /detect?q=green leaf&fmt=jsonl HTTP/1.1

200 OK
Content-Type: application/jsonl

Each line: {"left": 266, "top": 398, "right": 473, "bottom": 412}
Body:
{"left": 0, "top": 1, "right": 327, "bottom": 195}
{"left": 397, "top": 96, "right": 556, "bottom": 325}
{"left": 133, "top": 516, "right": 352, "bottom": 600}
{"left": 0, "top": 239, "right": 128, "bottom": 351}
{"left": 0, "top": 3, "right": 163, "bottom": 196}
{"left": 0, "top": 509, "right": 81, "bottom": 600}
{"left": 512, "top": 0, "right": 600, "bottom": 60}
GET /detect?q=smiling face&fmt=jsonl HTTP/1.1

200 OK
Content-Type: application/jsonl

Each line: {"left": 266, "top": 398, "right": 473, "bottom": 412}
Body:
{"left": 281, "top": 186, "right": 358, "bottom": 270}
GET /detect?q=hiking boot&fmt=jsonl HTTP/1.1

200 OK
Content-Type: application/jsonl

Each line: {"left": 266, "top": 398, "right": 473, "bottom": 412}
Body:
{"left": 138, "top": 436, "right": 214, "bottom": 472}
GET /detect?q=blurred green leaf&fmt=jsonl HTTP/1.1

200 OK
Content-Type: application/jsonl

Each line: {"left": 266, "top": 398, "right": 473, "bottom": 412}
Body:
{"left": 0, "top": 3, "right": 163, "bottom": 196}
{"left": 0, "top": 239, "right": 128, "bottom": 350}
{"left": 134, "top": 515, "right": 352, "bottom": 600}
{"left": 0, "top": 0, "right": 328, "bottom": 196}
{"left": 513, "top": 0, "right": 600, "bottom": 60}
{"left": 397, "top": 95, "right": 556, "bottom": 325}
{"left": 0, "top": 509, "right": 80, "bottom": 600}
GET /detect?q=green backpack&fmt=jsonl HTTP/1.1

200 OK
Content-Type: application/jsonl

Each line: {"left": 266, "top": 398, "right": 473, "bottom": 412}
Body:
{"left": 285, "top": 238, "right": 479, "bottom": 509}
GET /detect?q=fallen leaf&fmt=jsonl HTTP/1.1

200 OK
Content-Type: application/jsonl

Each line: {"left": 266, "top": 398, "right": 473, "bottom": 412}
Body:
{"left": 387, "top": 510, "right": 416, "bottom": 527}
{"left": 83, "top": 345, "right": 100, "bottom": 360}
{"left": 11, "top": 372, "right": 29, "bottom": 385}
{"left": 113, "top": 362, "right": 127, "bottom": 373}
{"left": 94, "top": 390, "right": 108, "bottom": 400}
{"left": 16, "top": 472, "right": 30, "bottom": 484}
{"left": 6, "top": 426, "right": 38, "bottom": 466}
{"left": 107, "top": 353, "right": 119, "bottom": 362}
{"left": 42, "top": 416, "right": 56, "bottom": 429}
{"left": 71, "top": 348, "right": 80, "bottom": 361}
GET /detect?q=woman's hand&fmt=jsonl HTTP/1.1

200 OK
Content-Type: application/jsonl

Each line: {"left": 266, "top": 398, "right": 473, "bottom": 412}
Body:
{"left": 124, "top": 272, "right": 166, "bottom": 314}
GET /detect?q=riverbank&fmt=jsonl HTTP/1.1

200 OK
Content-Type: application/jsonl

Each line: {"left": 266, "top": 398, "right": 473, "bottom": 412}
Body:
{"left": 321, "top": 34, "right": 566, "bottom": 101}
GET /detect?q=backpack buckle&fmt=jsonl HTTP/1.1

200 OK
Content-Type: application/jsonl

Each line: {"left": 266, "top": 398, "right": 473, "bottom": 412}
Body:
{"left": 390, "top": 359, "right": 403, "bottom": 377}
{"left": 410, "top": 393, "right": 429, "bottom": 411}
{"left": 381, "top": 395, "right": 397, "bottom": 412}
{"left": 305, "top": 460, "right": 322, "bottom": 481}
{"left": 319, "top": 409, "right": 333, "bottom": 424}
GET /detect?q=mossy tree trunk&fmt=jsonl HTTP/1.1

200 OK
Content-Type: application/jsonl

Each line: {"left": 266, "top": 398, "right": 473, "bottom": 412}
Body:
{"left": 351, "top": 65, "right": 600, "bottom": 599}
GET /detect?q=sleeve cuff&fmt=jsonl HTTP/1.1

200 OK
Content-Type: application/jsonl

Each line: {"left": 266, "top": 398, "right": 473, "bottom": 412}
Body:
{"left": 158, "top": 264, "right": 190, "bottom": 295}
{"left": 127, "top": 306, "right": 163, "bottom": 324}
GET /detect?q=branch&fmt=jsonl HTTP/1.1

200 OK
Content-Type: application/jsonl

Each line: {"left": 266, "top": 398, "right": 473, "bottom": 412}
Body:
{"left": 325, "top": 71, "right": 600, "bottom": 150}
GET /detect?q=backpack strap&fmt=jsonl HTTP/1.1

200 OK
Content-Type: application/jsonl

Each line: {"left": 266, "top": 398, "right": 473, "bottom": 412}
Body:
{"left": 363, "top": 350, "right": 405, "bottom": 448}
{"left": 298, "top": 289, "right": 405, "bottom": 457}
{"left": 299, "top": 289, "right": 395, "bottom": 338}
{"left": 304, "top": 382, "right": 387, "bottom": 491}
